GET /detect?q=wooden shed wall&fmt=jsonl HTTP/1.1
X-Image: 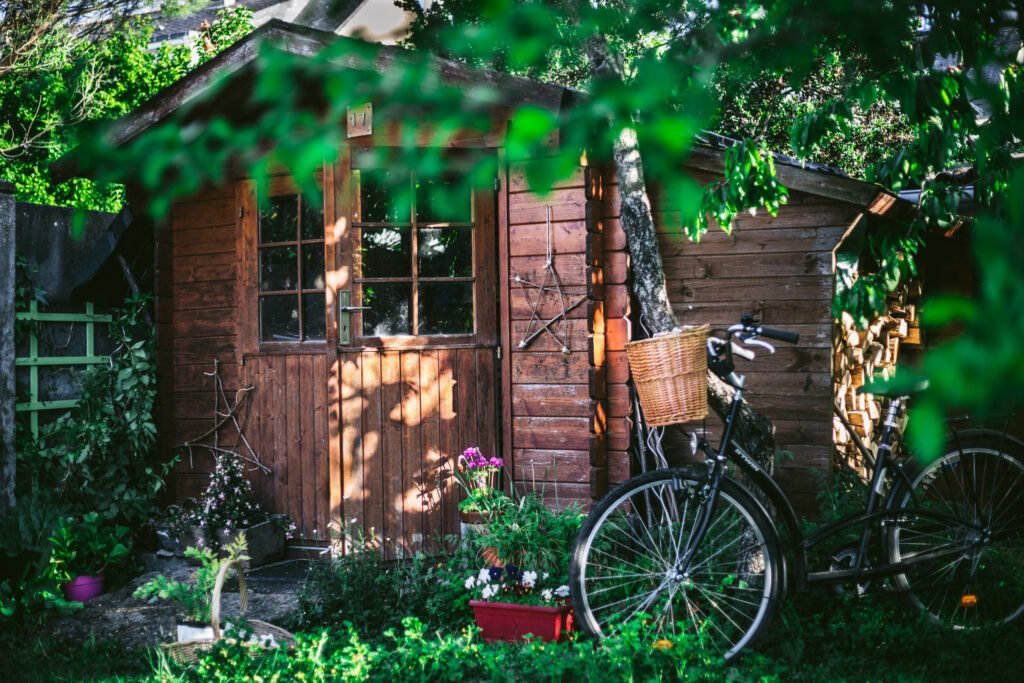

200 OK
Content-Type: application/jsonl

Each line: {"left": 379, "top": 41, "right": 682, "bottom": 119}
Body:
{"left": 157, "top": 184, "right": 243, "bottom": 503}
{"left": 504, "top": 162, "right": 592, "bottom": 508}
{"left": 502, "top": 160, "right": 631, "bottom": 507}
{"left": 653, "top": 178, "right": 860, "bottom": 512}
{"left": 502, "top": 161, "right": 862, "bottom": 513}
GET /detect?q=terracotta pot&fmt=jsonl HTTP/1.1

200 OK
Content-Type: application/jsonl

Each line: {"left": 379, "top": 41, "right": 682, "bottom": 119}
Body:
{"left": 470, "top": 600, "right": 574, "bottom": 643}
{"left": 62, "top": 572, "right": 104, "bottom": 604}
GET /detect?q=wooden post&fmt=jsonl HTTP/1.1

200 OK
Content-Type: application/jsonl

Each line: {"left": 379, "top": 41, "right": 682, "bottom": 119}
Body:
{"left": 0, "top": 180, "right": 16, "bottom": 513}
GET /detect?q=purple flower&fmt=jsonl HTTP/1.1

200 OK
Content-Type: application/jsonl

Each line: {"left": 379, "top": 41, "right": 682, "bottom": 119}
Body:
{"left": 488, "top": 566, "right": 503, "bottom": 582}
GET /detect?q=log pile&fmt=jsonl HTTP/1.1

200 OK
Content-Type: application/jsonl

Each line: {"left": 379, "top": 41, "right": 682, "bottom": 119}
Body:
{"left": 833, "top": 279, "right": 924, "bottom": 470}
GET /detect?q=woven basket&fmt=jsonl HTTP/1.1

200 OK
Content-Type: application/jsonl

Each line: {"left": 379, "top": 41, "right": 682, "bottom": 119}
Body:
{"left": 162, "top": 559, "right": 295, "bottom": 666}
{"left": 625, "top": 325, "right": 709, "bottom": 427}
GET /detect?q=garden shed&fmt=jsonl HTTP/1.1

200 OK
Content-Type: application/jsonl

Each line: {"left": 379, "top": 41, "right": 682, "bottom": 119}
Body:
{"left": 62, "top": 20, "right": 922, "bottom": 554}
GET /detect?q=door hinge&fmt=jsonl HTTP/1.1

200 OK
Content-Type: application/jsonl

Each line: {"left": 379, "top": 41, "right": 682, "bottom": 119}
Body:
{"left": 494, "top": 177, "right": 500, "bottom": 192}
{"left": 239, "top": 206, "right": 244, "bottom": 218}
{"left": 496, "top": 346, "right": 502, "bottom": 360}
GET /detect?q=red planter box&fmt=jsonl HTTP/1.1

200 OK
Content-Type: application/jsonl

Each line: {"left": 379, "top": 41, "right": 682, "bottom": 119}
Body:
{"left": 470, "top": 600, "right": 574, "bottom": 643}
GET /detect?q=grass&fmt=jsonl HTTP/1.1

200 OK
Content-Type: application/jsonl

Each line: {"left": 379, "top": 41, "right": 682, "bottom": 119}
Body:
{"left": 4, "top": 590, "right": 1024, "bottom": 682}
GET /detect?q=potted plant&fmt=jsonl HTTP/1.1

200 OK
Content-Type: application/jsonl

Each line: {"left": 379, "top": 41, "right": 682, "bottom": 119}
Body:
{"left": 168, "top": 453, "right": 296, "bottom": 567}
{"left": 48, "top": 513, "right": 132, "bottom": 604}
{"left": 466, "top": 564, "right": 575, "bottom": 643}
{"left": 133, "top": 535, "right": 249, "bottom": 642}
{"left": 455, "top": 446, "right": 504, "bottom": 524}
{"left": 461, "top": 483, "right": 585, "bottom": 643}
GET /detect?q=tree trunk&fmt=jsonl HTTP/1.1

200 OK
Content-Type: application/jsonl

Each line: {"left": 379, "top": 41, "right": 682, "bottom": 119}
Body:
{"left": 610, "top": 128, "right": 777, "bottom": 471}
{"left": 587, "top": 35, "right": 777, "bottom": 472}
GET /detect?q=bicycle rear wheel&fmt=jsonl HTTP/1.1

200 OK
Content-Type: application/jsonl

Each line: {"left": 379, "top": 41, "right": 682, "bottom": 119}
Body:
{"left": 570, "top": 468, "right": 782, "bottom": 660}
{"left": 886, "top": 432, "right": 1024, "bottom": 628}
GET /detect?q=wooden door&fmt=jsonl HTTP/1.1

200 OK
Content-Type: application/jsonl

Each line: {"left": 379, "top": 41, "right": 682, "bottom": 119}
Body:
{"left": 334, "top": 152, "right": 500, "bottom": 558}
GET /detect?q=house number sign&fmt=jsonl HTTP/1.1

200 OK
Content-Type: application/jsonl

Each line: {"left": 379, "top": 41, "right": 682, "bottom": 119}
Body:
{"left": 347, "top": 103, "right": 373, "bottom": 138}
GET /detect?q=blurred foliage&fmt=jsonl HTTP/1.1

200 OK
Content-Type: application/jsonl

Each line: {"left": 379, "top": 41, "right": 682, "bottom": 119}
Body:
{"left": 0, "top": 6, "right": 252, "bottom": 210}
{"left": 65, "top": 0, "right": 1024, "bottom": 454}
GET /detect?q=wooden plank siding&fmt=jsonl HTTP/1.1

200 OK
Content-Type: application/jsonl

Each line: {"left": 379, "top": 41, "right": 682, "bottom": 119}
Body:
{"left": 338, "top": 347, "right": 498, "bottom": 558}
{"left": 649, "top": 183, "right": 858, "bottom": 513}
{"left": 505, "top": 160, "right": 593, "bottom": 509}
{"left": 163, "top": 187, "right": 241, "bottom": 501}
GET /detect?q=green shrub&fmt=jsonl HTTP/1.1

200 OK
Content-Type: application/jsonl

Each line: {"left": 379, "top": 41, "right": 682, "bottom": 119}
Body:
{"left": 158, "top": 618, "right": 747, "bottom": 683}
{"left": 290, "top": 530, "right": 476, "bottom": 636}
{"left": 16, "top": 293, "right": 172, "bottom": 528}
{"left": 2, "top": 294, "right": 169, "bottom": 625}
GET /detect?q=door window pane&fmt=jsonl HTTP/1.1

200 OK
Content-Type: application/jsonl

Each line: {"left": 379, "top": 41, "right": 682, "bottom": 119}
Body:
{"left": 359, "top": 169, "right": 411, "bottom": 223}
{"left": 362, "top": 226, "right": 411, "bottom": 278}
{"left": 416, "top": 175, "right": 471, "bottom": 223}
{"left": 418, "top": 282, "right": 473, "bottom": 335}
{"left": 301, "top": 198, "right": 325, "bottom": 241}
{"left": 353, "top": 162, "right": 479, "bottom": 340}
{"left": 418, "top": 227, "right": 472, "bottom": 278}
{"left": 260, "top": 195, "right": 298, "bottom": 243}
{"left": 261, "top": 295, "right": 300, "bottom": 342}
{"left": 260, "top": 246, "right": 298, "bottom": 291}
{"left": 362, "top": 283, "right": 411, "bottom": 336}
{"left": 303, "top": 293, "right": 326, "bottom": 340}
{"left": 303, "top": 244, "right": 325, "bottom": 290}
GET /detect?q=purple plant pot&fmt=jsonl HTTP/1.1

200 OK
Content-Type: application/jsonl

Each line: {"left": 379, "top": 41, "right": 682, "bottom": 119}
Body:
{"left": 62, "top": 572, "right": 105, "bottom": 604}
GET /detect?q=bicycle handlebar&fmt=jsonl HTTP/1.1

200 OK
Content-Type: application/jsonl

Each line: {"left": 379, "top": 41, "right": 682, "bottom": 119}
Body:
{"left": 753, "top": 326, "right": 799, "bottom": 344}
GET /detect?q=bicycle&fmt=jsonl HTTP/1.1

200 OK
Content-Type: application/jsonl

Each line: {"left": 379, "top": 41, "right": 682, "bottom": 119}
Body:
{"left": 569, "top": 314, "right": 1024, "bottom": 660}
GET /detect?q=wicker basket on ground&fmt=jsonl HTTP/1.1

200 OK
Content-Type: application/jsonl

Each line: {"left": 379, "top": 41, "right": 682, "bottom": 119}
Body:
{"left": 625, "top": 325, "right": 710, "bottom": 427}
{"left": 162, "top": 559, "right": 294, "bottom": 666}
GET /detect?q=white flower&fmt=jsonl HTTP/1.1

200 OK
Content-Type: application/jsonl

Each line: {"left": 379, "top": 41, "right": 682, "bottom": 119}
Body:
{"left": 522, "top": 571, "right": 538, "bottom": 588}
{"left": 554, "top": 585, "right": 570, "bottom": 598}
{"left": 543, "top": 572, "right": 550, "bottom": 580}
{"left": 481, "top": 584, "right": 495, "bottom": 599}
{"left": 541, "top": 589, "right": 553, "bottom": 602}
{"left": 477, "top": 567, "right": 490, "bottom": 584}
{"left": 464, "top": 576, "right": 476, "bottom": 590}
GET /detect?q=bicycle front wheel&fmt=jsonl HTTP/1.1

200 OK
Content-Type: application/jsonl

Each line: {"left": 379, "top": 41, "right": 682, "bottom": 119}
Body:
{"left": 570, "top": 468, "right": 782, "bottom": 660}
{"left": 886, "top": 432, "right": 1024, "bottom": 628}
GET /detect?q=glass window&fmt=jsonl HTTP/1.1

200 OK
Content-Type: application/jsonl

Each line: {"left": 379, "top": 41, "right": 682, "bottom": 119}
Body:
{"left": 258, "top": 192, "right": 326, "bottom": 342}
{"left": 354, "top": 168, "right": 475, "bottom": 337}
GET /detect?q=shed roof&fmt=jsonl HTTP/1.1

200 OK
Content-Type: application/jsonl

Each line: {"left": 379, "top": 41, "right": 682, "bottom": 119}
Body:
{"left": 64, "top": 19, "right": 911, "bottom": 214}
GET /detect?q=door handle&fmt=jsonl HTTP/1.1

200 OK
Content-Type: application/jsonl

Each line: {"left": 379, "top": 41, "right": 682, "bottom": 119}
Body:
{"left": 338, "top": 290, "right": 367, "bottom": 345}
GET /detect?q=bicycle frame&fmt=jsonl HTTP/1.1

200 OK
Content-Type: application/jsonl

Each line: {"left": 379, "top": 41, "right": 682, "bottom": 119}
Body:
{"left": 677, "top": 375, "right": 998, "bottom": 594}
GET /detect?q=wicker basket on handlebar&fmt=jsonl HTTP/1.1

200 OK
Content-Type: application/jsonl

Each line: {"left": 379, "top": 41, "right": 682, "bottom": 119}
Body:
{"left": 625, "top": 324, "right": 709, "bottom": 427}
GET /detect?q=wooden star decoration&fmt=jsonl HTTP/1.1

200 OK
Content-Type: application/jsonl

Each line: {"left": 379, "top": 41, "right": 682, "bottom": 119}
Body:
{"left": 512, "top": 207, "right": 587, "bottom": 354}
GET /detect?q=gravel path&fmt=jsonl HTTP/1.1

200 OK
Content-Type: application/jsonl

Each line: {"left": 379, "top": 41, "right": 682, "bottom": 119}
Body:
{"left": 31, "top": 556, "right": 307, "bottom": 651}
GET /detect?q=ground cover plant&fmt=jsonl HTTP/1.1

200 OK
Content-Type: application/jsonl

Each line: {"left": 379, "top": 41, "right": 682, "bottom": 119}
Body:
{"left": 6, "top": 595, "right": 1024, "bottom": 682}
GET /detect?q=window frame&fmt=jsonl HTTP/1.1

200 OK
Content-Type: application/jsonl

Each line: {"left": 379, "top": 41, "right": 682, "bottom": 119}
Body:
{"left": 239, "top": 172, "right": 335, "bottom": 357}
{"left": 346, "top": 152, "right": 497, "bottom": 349}
{"left": 256, "top": 193, "right": 327, "bottom": 343}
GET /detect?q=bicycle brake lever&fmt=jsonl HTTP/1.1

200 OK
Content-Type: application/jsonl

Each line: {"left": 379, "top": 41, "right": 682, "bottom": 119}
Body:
{"left": 730, "top": 341, "right": 755, "bottom": 360}
{"left": 745, "top": 338, "right": 776, "bottom": 354}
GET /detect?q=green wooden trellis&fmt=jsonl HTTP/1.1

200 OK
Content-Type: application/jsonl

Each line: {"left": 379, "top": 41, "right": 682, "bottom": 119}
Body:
{"left": 14, "top": 301, "right": 112, "bottom": 438}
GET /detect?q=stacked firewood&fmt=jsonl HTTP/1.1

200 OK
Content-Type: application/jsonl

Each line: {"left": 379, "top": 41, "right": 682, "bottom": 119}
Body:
{"left": 833, "top": 279, "right": 924, "bottom": 470}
